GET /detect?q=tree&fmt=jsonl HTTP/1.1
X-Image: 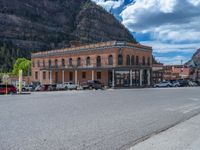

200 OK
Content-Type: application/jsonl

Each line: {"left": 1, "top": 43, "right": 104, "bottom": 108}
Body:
{"left": 12, "top": 58, "right": 31, "bottom": 76}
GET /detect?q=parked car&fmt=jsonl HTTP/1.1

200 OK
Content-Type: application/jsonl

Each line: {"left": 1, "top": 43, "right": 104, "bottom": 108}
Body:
{"left": 63, "top": 82, "right": 77, "bottom": 90}
{"left": 154, "top": 81, "right": 172, "bottom": 88}
{"left": 81, "top": 80, "right": 103, "bottom": 90}
{"left": 171, "top": 81, "right": 180, "bottom": 87}
{"left": 0, "top": 84, "right": 17, "bottom": 94}
{"left": 178, "top": 79, "right": 189, "bottom": 87}
{"left": 22, "top": 85, "right": 34, "bottom": 91}
{"left": 188, "top": 81, "right": 198, "bottom": 87}
{"left": 47, "top": 84, "right": 57, "bottom": 91}
{"left": 56, "top": 84, "right": 65, "bottom": 90}
{"left": 35, "top": 85, "right": 45, "bottom": 91}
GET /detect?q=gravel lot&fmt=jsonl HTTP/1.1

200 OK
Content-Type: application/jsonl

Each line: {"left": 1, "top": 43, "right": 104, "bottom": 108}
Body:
{"left": 0, "top": 87, "right": 200, "bottom": 150}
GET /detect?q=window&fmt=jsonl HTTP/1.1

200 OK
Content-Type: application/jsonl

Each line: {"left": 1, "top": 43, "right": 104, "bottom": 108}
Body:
{"left": 77, "top": 57, "right": 81, "bottom": 66}
{"left": 35, "top": 71, "right": 38, "bottom": 80}
{"left": 69, "top": 72, "right": 73, "bottom": 81}
{"left": 48, "top": 60, "right": 52, "bottom": 68}
{"left": 126, "top": 55, "right": 131, "bottom": 66}
{"left": 55, "top": 59, "right": 58, "bottom": 67}
{"left": 96, "top": 56, "right": 101, "bottom": 67}
{"left": 69, "top": 58, "right": 73, "bottom": 66}
{"left": 43, "top": 60, "right": 45, "bottom": 67}
{"left": 131, "top": 55, "right": 135, "bottom": 65}
{"left": 97, "top": 72, "right": 101, "bottom": 79}
{"left": 142, "top": 56, "right": 145, "bottom": 65}
{"left": 82, "top": 72, "right": 86, "bottom": 79}
{"left": 108, "top": 55, "right": 113, "bottom": 65}
{"left": 148, "top": 57, "right": 151, "bottom": 66}
{"left": 62, "top": 59, "right": 65, "bottom": 67}
{"left": 86, "top": 57, "right": 90, "bottom": 66}
{"left": 136, "top": 56, "right": 139, "bottom": 65}
{"left": 37, "top": 60, "right": 40, "bottom": 67}
{"left": 118, "top": 54, "right": 123, "bottom": 65}
{"left": 43, "top": 72, "right": 46, "bottom": 80}
{"left": 32, "top": 61, "right": 35, "bottom": 68}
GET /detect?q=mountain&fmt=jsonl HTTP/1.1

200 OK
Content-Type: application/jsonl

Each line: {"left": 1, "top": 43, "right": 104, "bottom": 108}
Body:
{"left": 185, "top": 48, "right": 200, "bottom": 67}
{"left": 0, "top": 0, "right": 136, "bottom": 72}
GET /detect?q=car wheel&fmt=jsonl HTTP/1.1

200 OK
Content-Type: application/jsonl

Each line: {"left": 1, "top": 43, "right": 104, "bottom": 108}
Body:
{"left": 89, "top": 86, "right": 93, "bottom": 90}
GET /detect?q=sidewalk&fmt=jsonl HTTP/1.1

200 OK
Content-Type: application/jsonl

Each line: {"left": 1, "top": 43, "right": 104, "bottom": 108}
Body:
{"left": 130, "top": 114, "right": 200, "bottom": 150}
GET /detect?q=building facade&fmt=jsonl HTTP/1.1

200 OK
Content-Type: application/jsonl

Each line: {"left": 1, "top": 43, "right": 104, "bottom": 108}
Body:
{"left": 31, "top": 41, "right": 152, "bottom": 88}
{"left": 152, "top": 63, "right": 164, "bottom": 84}
{"left": 163, "top": 65, "right": 190, "bottom": 81}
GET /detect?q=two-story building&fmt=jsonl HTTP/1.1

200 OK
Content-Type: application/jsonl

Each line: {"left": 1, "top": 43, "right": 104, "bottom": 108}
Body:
{"left": 31, "top": 41, "right": 152, "bottom": 88}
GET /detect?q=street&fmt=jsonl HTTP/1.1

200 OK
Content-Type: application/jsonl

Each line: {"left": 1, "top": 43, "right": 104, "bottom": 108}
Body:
{"left": 0, "top": 87, "right": 200, "bottom": 150}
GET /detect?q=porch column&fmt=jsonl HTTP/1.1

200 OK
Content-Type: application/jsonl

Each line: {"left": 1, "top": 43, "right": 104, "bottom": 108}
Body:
{"left": 92, "top": 70, "right": 95, "bottom": 80}
{"left": 130, "top": 69, "right": 133, "bottom": 87}
{"left": 75, "top": 70, "right": 78, "bottom": 85}
{"left": 140, "top": 69, "right": 143, "bottom": 86}
{"left": 62, "top": 70, "right": 65, "bottom": 84}
{"left": 40, "top": 70, "right": 43, "bottom": 85}
{"left": 50, "top": 71, "right": 52, "bottom": 84}
{"left": 112, "top": 69, "right": 115, "bottom": 88}
{"left": 147, "top": 70, "right": 151, "bottom": 86}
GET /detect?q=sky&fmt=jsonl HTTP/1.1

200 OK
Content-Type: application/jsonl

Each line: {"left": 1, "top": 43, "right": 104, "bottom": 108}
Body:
{"left": 91, "top": 0, "right": 200, "bottom": 65}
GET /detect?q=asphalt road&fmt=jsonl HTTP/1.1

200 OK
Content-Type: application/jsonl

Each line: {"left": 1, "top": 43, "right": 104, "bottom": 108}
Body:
{"left": 0, "top": 87, "right": 200, "bottom": 150}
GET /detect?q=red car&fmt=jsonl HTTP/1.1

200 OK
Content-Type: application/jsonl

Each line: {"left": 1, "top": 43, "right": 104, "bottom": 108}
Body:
{"left": 0, "top": 84, "right": 17, "bottom": 95}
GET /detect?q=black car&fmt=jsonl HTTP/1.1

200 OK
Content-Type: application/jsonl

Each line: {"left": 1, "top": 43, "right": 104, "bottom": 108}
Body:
{"left": 82, "top": 80, "right": 103, "bottom": 90}
{"left": 178, "top": 79, "right": 189, "bottom": 87}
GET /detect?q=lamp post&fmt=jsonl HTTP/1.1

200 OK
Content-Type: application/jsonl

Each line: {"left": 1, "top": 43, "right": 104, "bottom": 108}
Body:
{"left": 3, "top": 74, "right": 9, "bottom": 95}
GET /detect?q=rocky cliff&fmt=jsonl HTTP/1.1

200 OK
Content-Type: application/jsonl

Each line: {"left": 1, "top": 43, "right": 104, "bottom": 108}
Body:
{"left": 0, "top": 0, "right": 136, "bottom": 71}
{"left": 185, "top": 48, "right": 200, "bottom": 67}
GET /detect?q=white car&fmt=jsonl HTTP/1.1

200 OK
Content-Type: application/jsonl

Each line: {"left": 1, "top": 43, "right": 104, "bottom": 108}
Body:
{"left": 63, "top": 82, "right": 77, "bottom": 90}
{"left": 154, "top": 81, "right": 172, "bottom": 88}
{"left": 171, "top": 81, "right": 180, "bottom": 87}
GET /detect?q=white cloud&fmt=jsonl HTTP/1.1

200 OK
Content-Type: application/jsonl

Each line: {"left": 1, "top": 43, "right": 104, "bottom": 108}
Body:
{"left": 91, "top": 0, "right": 124, "bottom": 11}
{"left": 155, "top": 56, "right": 188, "bottom": 65}
{"left": 141, "top": 41, "right": 200, "bottom": 53}
{"left": 120, "top": 0, "right": 200, "bottom": 43}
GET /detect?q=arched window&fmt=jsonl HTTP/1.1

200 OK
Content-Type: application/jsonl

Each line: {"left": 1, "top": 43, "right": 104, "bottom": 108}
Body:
{"left": 62, "top": 59, "right": 65, "bottom": 67}
{"left": 118, "top": 54, "right": 123, "bottom": 65}
{"left": 148, "top": 57, "right": 151, "bottom": 66}
{"left": 108, "top": 55, "right": 113, "bottom": 65}
{"left": 43, "top": 60, "right": 45, "bottom": 67}
{"left": 126, "top": 55, "right": 131, "bottom": 66}
{"left": 136, "top": 56, "right": 139, "bottom": 65}
{"left": 131, "top": 55, "right": 135, "bottom": 65}
{"left": 77, "top": 57, "right": 81, "bottom": 66}
{"left": 96, "top": 56, "right": 101, "bottom": 67}
{"left": 142, "top": 56, "right": 145, "bottom": 65}
{"left": 86, "top": 57, "right": 90, "bottom": 66}
{"left": 69, "top": 58, "right": 73, "bottom": 66}
{"left": 48, "top": 60, "right": 51, "bottom": 67}
{"left": 55, "top": 59, "right": 58, "bottom": 67}
{"left": 32, "top": 61, "right": 35, "bottom": 68}
{"left": 37, "top": 60, "right": 40, "bottom": 67}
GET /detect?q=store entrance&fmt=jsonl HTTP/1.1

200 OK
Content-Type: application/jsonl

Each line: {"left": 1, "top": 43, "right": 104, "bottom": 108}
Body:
{"left": 115, "top": 71, "right": 130, "bottom": 87}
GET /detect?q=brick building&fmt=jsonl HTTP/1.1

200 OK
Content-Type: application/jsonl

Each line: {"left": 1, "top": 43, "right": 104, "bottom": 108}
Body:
{"left": 163, "top": 65, "right": 190, "bottom": 81}
{"left": 31, "top": 41, "right": 152, "bottom": 88}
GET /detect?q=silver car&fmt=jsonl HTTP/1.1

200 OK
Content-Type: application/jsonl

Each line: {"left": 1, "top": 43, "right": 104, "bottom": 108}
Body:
{"left": 154, "top": 81, "right": 172, "bottom": 88}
